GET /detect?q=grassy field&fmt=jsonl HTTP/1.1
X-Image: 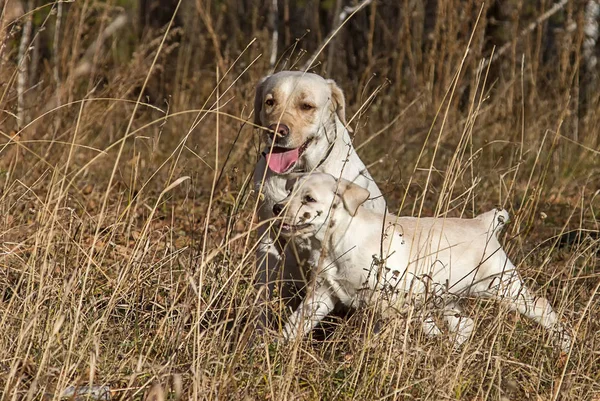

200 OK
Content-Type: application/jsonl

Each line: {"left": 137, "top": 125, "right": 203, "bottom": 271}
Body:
{"left": 1, "top": 1, "right": 599, "bottom": 399}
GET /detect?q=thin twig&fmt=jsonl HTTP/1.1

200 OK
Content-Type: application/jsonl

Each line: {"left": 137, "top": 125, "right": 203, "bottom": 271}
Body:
{"left": 0, "top": 0, "right": 25, "bottom": 62}
{"left": 196, "top": 0, "right": 226, "bottom": 74}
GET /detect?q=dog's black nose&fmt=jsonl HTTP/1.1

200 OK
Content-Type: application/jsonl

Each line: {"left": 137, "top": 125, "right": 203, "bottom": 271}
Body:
{"left": 268, "top": 123, "right": 289, "bottom": 138}
{"left": 273, "top": 203, "right": 283, "bottom": 216}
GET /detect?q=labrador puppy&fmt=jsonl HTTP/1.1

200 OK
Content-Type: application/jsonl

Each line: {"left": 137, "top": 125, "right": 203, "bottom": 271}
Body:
{"left": 253, "top": 71, "right": 387, "bottom": 326}
{"left": 273, "top": 173, "right": 572, "bottom": 352}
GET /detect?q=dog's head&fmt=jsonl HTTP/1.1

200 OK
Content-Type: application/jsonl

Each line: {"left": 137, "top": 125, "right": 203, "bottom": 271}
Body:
{"left": 254, "top": 71, "right": 350, "bottom": 174}
{"left": 272, "top": 173, "right": 370, "bottom": 239}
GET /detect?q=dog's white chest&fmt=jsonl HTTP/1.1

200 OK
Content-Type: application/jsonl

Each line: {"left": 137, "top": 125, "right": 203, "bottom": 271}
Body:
{"left": 254, "top": 158, "right": 289, "bottom": 220}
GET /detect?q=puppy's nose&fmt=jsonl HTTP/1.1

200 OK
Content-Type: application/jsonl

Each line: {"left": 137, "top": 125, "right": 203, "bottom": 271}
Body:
{"left": 273, "top": 203, "right": 283, "bottom": 216}
{"left": 268, "top": 124, "right": 289, "bottom": 138}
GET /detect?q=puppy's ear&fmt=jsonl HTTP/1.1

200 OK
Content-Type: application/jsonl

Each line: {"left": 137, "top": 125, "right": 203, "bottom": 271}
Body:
{"left": 326, "top": 79, "right": 353, "bottom": 133}
{"left": 253, "top": 76, "right": 269, "bottom": 127}
{"left": 339, "top": 179, "right": 370, "bottom": 216}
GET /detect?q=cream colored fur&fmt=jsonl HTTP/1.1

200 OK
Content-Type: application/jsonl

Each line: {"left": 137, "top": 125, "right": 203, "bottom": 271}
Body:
{"left": 275, "top": 173, "right": 572, "bottom": 352}
{"left": 253, "top": 72, "right": 387, "bottom": 325}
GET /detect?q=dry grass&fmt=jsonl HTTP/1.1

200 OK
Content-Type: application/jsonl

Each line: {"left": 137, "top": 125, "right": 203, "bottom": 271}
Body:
{"left": 1, "top": 1, "right": 599, "bottom": 400}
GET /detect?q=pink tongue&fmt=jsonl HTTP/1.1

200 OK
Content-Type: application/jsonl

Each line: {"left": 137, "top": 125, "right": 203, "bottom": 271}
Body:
{"left": 266, "top": 147, "right": 300, "bottom": 173}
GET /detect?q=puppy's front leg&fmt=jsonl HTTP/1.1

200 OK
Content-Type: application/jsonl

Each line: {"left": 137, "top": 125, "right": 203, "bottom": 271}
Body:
{"left": 283, "top": 280, "right": 335, "bottom": 341}
{"left": 442, "top": 301, "right": 475, "bottom": 348}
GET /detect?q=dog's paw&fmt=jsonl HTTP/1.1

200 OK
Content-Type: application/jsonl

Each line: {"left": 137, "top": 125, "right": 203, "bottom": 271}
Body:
{"left": 451, "top": 333, "right": 471, "bottom": 351}
{"left": 556, "top": 331, "right": 573, "bottom": 355}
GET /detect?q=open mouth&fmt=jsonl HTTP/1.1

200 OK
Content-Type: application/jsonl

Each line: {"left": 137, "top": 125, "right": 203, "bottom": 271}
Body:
{"left": 265, "top": 138, "right": 312, "bottom": 174}
{"left": 279, "top": 222, "right": 312, "bottom": 234}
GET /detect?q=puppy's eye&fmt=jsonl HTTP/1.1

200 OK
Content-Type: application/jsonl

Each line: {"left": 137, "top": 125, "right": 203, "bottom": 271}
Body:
{"left": 301, "top": 103, "right": 314, "bottom": 111}
{"left": 265, "top": 99, "right": 275, "bottom": 107}
{"left": 304, "top": 195, "right": 317, "bottom": 203}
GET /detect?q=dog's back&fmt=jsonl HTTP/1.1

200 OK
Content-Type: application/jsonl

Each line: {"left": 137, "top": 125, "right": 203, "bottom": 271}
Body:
{"left": 352, "top": 209, "right": 513, "bottom": 304}
{"left": 475, "top": 208, "right": 509, "bottom": 237}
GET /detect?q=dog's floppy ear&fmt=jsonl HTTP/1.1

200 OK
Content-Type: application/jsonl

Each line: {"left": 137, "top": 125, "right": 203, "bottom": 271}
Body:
{"left": 326, "top": 79, "right": 353, "bottom": 133}
{"left": 338, "top": 179, "right": 370, "bottom": 216}
{"left": 284, "top": 172, "right": 304, "bottom": 192}
{"left": 253, "top": 75, "right": 269, "bottom": 127}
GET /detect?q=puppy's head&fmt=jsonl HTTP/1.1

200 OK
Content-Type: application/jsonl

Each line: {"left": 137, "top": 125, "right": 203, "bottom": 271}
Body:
{"left": 254, "top": 71, "right": 351, "bottom": 174}
{"left": 273, "top": 173, "right": 370, "bottom": 239}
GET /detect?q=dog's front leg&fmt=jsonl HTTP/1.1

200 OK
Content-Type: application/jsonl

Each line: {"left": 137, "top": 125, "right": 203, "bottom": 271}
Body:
{"left": 283, "top": 280, "right": 335, "bottom": 341}
{"left": 421, "top": 314, "right": 443, "bottom": 337}
{"left": 255, "top": 225, "right": 283, "bottom": 328}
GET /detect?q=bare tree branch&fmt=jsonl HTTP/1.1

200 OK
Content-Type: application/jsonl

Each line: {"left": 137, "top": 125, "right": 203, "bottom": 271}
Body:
{"left": 325, "top": 0, "right": 343, "bottom": 76}
{"left": 269, "top": 0, "right": 278, "bottom": 72}
{"left": 478, "top": 0, "right": 569, "bottom": 74}
{"left": 53, "top": 0, "right": 63, "bottom": 103}
{"left": 73, "top": 13, "right": 128, "bottom": 78}
{"left": 302, "top": 0, "right": 374, "bottom": 72}
{"left": 584, "top": 0, "right": 599, "bottom": 72}
{"left": 339, "top": 0, "right": 373, "bottom": 21}
{"left": 17, "top": 0, "right": 33, "bottom": 128}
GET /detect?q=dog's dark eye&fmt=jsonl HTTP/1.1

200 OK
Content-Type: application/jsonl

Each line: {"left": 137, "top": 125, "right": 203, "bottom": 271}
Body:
{"left": 265, "top": 99, "right": 275, "bottom": 106}
{"left": 301, "top": 103, "right": 314, "bottom": 111}
{"left": 304, "top": 195, "right": 316, "bottom": 203}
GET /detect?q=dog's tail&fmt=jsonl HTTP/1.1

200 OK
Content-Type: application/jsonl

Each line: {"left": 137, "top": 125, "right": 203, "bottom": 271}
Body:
{"left": 477, "top": 208, "right": 509, "bottom": 237}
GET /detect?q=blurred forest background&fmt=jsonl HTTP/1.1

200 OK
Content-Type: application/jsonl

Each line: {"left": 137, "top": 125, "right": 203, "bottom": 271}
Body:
{"left": 2, "top": 0, "right": 600, "bottom": 130}
{"left": 1, "top": 0, "right": 600, "bottom": 200}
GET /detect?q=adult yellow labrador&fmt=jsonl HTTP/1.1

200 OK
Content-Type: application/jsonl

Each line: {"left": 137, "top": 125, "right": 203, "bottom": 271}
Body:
{"left": 253, "top": 71, "right": 387, "bottom": 326}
